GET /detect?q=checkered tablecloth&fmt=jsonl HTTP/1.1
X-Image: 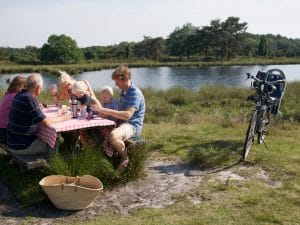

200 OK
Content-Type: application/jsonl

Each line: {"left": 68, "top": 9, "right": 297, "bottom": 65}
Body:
{"left": 37, "top": 106, "right": 115, "bottom": 149}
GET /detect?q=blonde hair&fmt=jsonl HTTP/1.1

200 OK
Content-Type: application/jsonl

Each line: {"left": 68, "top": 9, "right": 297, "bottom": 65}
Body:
{"left": 112, "top": 65, "right": 131, "bottom": 80}
{"left": 100, "top": 85, "right": 113, "bottom": 97}
{"left": 71, "top": 81, "right": 88, "bottom": 95}
{"left": 7, "top": 75, "right": 26, "bottom": 93}
{"left": 58, "top": 71, "right": 75, "bottom": 85}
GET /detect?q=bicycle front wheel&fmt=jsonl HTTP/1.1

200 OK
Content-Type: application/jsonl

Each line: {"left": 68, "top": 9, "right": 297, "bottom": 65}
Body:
{"left": 243, "top": 110, "right": 258, "bottom": 160}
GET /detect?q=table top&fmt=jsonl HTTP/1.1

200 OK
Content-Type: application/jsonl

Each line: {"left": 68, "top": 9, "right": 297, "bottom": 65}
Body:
{"left": 37, "top": 105, "right": 115, "bottom": 149}
{"left": 43, "top": 105, "right": 115, "bottom": 132}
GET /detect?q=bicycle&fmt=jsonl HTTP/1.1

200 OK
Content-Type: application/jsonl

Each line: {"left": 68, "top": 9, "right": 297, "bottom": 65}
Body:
{"left": 243, "top": 69, "right": 287, "bottom": 160}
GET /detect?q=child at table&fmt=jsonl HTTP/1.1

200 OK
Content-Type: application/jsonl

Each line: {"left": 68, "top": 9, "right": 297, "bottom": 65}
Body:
{"left": 71, "top": 80, "right": 98, "bottom": 118}
{"left": 99, "top": 85, "right": 120, "bottom": 121}
{"left": 98, "top": 86, "right": 120, "bottom": 157}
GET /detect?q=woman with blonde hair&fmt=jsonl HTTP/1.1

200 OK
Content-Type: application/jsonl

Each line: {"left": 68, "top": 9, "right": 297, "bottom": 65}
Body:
{"left": 50, "top": 71, "right": 76, "bottom": 105}
{"left": 50, "top": 71, "right": 96, "bottom": 105}
{"left": 0, "top": 75, "right": 26, "bottom": 143}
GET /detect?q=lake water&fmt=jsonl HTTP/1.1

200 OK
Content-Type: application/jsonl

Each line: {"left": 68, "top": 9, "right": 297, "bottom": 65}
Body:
{"left": 0, "top": 64, "right": 299, "bottom": 91}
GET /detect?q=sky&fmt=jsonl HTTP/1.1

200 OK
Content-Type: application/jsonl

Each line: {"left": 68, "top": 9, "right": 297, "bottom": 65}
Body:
{"left": 0, "top": 0, "right": 299, "bottom": 48}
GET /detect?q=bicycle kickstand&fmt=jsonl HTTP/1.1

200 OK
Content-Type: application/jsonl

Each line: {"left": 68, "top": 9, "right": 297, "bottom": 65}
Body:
{"left": 262, "top": 139, "right": 269, "bottom": 150}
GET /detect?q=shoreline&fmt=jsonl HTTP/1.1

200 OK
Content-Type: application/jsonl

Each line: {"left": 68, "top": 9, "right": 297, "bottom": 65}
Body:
{"left": 1, "top": 57, "right": 300, "bottom": 75}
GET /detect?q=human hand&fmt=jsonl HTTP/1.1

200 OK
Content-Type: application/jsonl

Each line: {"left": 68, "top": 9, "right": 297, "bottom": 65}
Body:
{"left": 39, "top": 103, "right": 45, "bottom": 111}
{"left": 62, "top": 111, "right": 72, "bottom": 120}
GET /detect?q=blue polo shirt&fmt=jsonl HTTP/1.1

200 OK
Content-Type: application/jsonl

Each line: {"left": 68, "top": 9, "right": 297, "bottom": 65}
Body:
{"left": 120, "top": 84, "right": 145, "bottom": 134}
{"left": 7, "top": 89, "right": 46, "bottom": 150}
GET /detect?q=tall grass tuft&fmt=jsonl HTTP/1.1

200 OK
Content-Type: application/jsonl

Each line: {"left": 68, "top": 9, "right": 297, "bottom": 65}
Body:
{"left": 47, "top": 130, "right": 148, "bottom": 187}
{"left": 164, "top": 86, "right": 196, "bottom": 106}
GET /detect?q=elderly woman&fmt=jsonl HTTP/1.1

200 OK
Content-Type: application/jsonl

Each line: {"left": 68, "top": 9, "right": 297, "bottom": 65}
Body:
{"left": 51, "top": 71, "right": 96, "bottom": 105}
{"left": 0, "top": 75, "right": 26, "bottom": 143}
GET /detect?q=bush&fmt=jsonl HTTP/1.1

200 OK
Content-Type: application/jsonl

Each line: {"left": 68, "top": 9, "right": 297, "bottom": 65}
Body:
{"left": 48, "top": 130, "right": 148, "bottom": 187}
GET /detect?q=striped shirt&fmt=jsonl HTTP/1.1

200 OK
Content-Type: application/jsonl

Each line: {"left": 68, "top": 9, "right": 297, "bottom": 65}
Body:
{"left": 7, "top": 89, "right": 46, "bottom": 150}
{"left": 120, "top": 83, "right": 145, "bottom": 134}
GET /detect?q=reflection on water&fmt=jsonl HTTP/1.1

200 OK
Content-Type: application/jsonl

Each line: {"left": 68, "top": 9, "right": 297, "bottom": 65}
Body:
{"left": 0, "top": 64, "right": 299, "bottom": 91}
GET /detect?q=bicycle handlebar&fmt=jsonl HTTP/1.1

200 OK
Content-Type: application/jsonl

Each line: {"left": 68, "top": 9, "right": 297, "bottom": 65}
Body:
{"left": 246, "top": 72, "right": 286, "bottom": 84}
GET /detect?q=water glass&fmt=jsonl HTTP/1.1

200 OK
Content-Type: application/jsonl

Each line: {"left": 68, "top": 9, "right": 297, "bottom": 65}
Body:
{"left": 80, "top": 106, "right": 87, "bottom": 119}
{"left": 50, "top": 84, "right": 58, "bottom": 95}
{"left": 57, "top": 101, "right": 68, "bottom": 115}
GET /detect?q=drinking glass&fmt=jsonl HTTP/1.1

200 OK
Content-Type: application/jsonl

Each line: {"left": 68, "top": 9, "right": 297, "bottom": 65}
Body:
{"left": 50, "top": 84, "right": 58, "bottom": 95}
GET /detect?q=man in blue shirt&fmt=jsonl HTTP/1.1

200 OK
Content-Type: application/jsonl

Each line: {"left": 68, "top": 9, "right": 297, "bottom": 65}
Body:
{"left": 91, "top": 66, "right": 145, "bottom": 172}
{"left": 7, "top": 73, "right": 71, "bottom": 155}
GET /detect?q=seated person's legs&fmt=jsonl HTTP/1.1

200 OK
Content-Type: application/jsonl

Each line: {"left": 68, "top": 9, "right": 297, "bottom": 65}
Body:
{"left": 109, "top": 123, "right": 135, "bottom": 171}
{"left": 8, "top": 137, "right": 49, "bottom": 155}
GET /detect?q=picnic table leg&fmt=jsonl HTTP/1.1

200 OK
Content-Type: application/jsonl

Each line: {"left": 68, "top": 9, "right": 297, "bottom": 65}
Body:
{"left": 54, "top": 133, "right": 62, "bottom": 153}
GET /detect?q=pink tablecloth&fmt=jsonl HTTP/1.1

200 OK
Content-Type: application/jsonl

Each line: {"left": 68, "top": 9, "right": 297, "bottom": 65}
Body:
{"left": 37, "top": 106, "right": 115, "bottom": 149}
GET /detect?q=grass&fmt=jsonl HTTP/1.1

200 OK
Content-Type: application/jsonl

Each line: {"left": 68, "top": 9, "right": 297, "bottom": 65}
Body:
{"left": 1, "top": 57, "right": 300, "bottom": 74}
{"left": 0, "top": 82, "right": 299, "bottom": 224}
{"left": 0, "top": 152, "right": 48, "bottom": 205}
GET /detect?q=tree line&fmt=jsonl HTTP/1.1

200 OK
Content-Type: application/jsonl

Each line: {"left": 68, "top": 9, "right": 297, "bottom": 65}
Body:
{"left": 1, "top": 17, "right": 300, "bottom": 65}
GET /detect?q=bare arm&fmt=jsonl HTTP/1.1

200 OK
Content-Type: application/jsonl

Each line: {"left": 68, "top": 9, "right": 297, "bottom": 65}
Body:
{"left": 83, "top": 80, "right": 96, "bottom": 99}
{"left": 101, "top": 107, "right": 135, "bottom": 121}
{"left": 91, "top": 99, "right": 135, "bottom": 121}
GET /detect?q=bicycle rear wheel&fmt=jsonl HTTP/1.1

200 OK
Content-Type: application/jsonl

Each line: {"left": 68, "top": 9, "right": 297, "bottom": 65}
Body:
{"left": 243, "top": 110, "right": 258, "bottom": 160}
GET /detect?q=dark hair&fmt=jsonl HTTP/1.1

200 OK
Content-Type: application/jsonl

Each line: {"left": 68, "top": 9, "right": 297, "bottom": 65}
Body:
{"left": 7, "top": 75, "right": 26, "bottom": 93}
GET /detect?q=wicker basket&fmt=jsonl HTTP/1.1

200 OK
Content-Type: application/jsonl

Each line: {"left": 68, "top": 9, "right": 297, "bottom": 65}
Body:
{"left": 39, "top": 175, "right": 103, "bottom": 210}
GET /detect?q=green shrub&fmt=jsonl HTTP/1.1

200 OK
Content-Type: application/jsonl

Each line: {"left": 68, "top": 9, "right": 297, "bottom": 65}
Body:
{"left": 165, "top": 86, "right": 195, "bottom": 106}
{"left": 47, "top": 130, "right": 148, "bottom": 187}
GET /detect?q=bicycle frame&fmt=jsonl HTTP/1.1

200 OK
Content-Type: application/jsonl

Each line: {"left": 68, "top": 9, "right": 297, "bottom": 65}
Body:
{"left": 243, "top": 69, "right": 286, "bottom": 160}
{"left": 254, "top": 82, "right": 271, "bottom": 145}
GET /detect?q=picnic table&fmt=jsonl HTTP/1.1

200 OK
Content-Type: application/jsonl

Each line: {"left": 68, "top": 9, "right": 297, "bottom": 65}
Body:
{"left": 0, "top": 105, "right": 115, "bottom": 170}
{"left": 37, "top": 105, "right": 116, "bottom": 149}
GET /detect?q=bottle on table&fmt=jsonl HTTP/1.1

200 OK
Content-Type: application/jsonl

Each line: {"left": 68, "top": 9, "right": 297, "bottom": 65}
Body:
{"left": 71, "top": 98, "right": 78, "bottom": 118}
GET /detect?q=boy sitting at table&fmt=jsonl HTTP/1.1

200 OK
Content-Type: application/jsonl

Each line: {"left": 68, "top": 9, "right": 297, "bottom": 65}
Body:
{"left": 99, "top": 85, "right": 120, "bottom": 121}
{"left": 97, "top": 86, "right": 120, "bottom": 157}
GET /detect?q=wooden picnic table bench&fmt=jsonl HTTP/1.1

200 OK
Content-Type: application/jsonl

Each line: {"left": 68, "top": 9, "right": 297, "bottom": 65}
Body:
{"left": 0, "top": 143, "right": 48, "bottom": 171}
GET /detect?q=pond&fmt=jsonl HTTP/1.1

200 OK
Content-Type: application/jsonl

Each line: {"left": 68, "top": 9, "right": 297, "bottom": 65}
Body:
{"left": 0, "top": 64, "right": 299, "bottom": 91}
